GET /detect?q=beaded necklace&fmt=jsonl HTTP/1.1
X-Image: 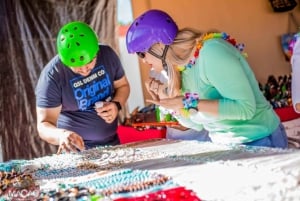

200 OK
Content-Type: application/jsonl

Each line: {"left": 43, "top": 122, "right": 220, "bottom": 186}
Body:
{"left": 177, "top": 32, "right": 247, "bottom": 71}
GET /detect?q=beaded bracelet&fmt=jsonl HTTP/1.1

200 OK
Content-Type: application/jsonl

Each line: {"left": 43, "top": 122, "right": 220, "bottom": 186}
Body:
{"left": 182, "top": 92, "right": 199, "bottom": 112}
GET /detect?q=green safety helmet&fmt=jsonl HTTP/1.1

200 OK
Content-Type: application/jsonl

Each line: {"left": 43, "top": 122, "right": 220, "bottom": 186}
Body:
{"left": 56, "top": 21, "right": 99, "bottom": 67}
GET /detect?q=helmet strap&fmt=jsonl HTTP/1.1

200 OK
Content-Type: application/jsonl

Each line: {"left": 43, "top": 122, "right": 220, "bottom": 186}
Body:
{"left": 148, "top": 45, "right": 169, "bottom": 73}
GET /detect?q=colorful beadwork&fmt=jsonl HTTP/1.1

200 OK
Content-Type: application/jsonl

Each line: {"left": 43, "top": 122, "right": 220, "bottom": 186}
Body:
{"left": 178, "top": 32, "right": 246, "bottom": 71}
{"left": 182, "top": 92, "right": 199, "bottom": 110}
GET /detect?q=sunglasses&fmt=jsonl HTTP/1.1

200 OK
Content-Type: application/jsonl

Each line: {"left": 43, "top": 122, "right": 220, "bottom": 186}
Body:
{"left": 136, "top": 52, "right": 146, "bottom": 59}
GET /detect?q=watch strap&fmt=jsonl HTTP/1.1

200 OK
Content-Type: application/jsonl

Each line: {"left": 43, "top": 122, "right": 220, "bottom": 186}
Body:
{"left": 111, "top": 101, "right": 122, "bottom": 111}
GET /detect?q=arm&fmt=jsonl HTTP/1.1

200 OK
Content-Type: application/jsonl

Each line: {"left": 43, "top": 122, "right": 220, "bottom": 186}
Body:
{"left": 147, "top": 97, "right": 203, "bottom": 131}
{"left": 36, "top": 106, "right": 85, "bottom": 153}
{"left": 112, "top": 75, "right": 130, "bottom": 107}
{"left": 201, "top": 41, "right": 256, "bottom": 119}
{"left": 291, "top": 39, "right": 300, "bottom": 113}
{"left": 148, "top": 42, "right": 256, "bottom": 120}
{"left": 96, "top": 75, "right": 130, "bottom": 123}
{"left": 36, "top": 106, "right": 62, "bottom": 145}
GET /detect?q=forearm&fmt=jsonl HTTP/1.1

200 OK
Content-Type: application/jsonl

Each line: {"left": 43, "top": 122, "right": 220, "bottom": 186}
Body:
{"left": 199, "top": 98, "right": 255, "bottom": 120}
{"left": 173, "top": 114, "right": 203, "bottom": 131}
{"left": 197, "top": 99, "right": 219, "bottom": 117}
{"left": 292, "top": 39, "right": 300, "bottom": 113}
{"left": 114, "top": 87, "right": 129, "bottom": 106}
{"left": 113, "top": 78, "right": 130, "bottom": 107}
{"left": 292, "top": 61, "right": 300, "bottom": 113}
{"left": 37, "top": 121, "right": 65, "bottom": 146}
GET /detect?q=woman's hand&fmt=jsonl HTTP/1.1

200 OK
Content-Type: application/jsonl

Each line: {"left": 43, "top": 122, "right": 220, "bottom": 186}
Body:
{"left": 57, "top": 130, "right": 85, "bottom": 154}
{"left": 168, "top": 124, "right": 190, "bottom": 131}
{"left": 96, "top": 102, "right": 119, "bottom": 123}
{"left": 146, "top": 96, "right": 184, "bottom": 112}
{"left": 145, "top": 78, "right": 168, "bottom": 101}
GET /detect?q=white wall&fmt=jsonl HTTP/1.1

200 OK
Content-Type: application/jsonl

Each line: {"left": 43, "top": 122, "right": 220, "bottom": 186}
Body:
{"left": 118, "top": 37, "right": 145, "bottom": 113}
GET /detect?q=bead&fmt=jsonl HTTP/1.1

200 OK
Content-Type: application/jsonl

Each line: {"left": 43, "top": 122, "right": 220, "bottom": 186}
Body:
{"left": 177, "top": 32, "right": 246, "bottom": 72}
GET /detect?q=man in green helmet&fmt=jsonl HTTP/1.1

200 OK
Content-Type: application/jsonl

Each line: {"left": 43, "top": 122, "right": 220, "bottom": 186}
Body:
{"left": 35, "top": 21, "right": 130, "bottom": 154}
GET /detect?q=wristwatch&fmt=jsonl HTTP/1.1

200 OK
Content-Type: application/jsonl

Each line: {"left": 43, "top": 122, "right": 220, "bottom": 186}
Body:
{"left": 111, "top": 101, "right": 122, "bottom": 111}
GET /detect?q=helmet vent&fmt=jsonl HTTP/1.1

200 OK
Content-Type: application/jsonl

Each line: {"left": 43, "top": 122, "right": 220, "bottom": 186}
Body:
{"left": 57, "top": 21, "right": 99, "bottom": 67}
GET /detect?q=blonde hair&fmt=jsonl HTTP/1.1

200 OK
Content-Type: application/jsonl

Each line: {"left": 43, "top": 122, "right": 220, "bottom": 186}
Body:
{"left": 150, "top": 28, "right": 203, "bottom": 97}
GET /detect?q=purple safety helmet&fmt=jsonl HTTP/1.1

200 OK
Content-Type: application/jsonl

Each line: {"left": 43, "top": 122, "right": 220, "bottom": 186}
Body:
{"left": 126, "top": 9, "right": 178, "bottom": 53}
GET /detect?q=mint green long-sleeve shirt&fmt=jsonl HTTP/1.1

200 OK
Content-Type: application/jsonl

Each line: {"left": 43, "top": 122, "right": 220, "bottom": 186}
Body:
{"left": 178, "top": 38, "right": 280, "bottom": 144}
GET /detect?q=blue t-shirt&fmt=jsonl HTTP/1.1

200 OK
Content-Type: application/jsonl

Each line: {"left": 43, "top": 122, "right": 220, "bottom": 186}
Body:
{"left": 35, "top": 45, "right": 125, "bottom": 145}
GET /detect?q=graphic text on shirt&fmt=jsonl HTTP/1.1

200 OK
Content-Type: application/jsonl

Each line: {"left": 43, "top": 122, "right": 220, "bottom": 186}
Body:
{"left": 69, "top": 65, "right": 112, "bottom": 110}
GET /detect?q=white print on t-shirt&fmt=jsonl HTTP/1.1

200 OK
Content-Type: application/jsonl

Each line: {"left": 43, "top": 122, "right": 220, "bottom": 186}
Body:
{"left": 69, "top": 65, "right": 112, "bottom": 111}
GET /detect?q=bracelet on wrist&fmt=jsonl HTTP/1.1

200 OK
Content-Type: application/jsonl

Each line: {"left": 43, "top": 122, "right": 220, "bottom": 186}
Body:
{"left": 182, "top": 92, "right": 199, "bottom": 115}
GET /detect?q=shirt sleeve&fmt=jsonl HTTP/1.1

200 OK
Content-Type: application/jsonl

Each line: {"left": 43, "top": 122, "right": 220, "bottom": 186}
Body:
{"left": 291, "top": 39, "right": 300, "bottom": 113}
{"left": 35, "top": 62, "right": 62, "bottom": 108}
{"left": 173, "top": 114, "right": 204, "bottom": 131}
{"left": 201, "top": 41, "right": 256, "bottom": 120}
{"left": 105, "top": 45, "right": 125, "bottom": 81}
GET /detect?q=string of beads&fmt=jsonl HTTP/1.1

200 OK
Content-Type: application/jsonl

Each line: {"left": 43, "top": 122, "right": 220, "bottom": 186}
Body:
{"left": 177, "top": 32, "right": 246, "bottom": 71}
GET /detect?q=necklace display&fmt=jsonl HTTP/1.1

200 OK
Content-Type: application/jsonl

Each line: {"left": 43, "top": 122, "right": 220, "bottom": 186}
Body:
{"left": 177, "top": 32, "right": 246, "bottom": 71}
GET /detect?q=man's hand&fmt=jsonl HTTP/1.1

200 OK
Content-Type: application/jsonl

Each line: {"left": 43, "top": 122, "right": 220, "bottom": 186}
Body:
{"left": 96, "top": 102, "right": 119, "bottom": 123}
{"left": 57, "top": 130, "right": 85, "bottom": 154}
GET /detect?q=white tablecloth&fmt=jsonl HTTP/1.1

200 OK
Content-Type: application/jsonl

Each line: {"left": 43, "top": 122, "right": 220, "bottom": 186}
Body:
{"left": 122, "top": 139, "right": 300, "bottom": 201}
{"left": 7, "top": 139, "right": 300, "bottom": 201}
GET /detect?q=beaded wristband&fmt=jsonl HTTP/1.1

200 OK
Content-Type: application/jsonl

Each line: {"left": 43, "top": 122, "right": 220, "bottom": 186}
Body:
{"left": 182, "top": 92, "right": 199, "bottom": 112}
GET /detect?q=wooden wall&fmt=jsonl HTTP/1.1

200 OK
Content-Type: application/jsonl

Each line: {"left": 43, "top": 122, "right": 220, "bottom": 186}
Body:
{"left": 130, "top": 0, "right": 300, "bottom": 102}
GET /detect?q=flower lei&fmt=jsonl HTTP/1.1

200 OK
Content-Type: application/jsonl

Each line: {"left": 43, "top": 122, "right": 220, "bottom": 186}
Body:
{"left": 177, "top": 32, "right": 247, "bottom": 71}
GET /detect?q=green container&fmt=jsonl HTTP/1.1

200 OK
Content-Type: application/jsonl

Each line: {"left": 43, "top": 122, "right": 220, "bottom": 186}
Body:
{"left": 155, "top": 106, "right": 161, "bottom": 122}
